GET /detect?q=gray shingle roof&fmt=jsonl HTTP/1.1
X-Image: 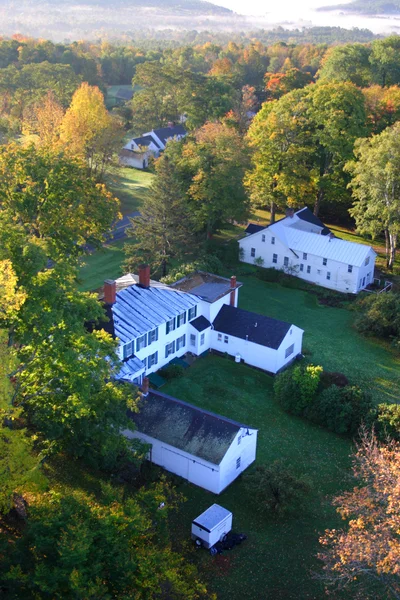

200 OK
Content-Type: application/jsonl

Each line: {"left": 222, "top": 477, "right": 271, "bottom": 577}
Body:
{"left": 152, "top": 125, "right": 186, "bottom": 146}
{"left": 129, "top": 390, "right": 255, "bottom": 464}
{"left": 245, "top": 223, "right": 265, "bottom": 235}
{"left": 190, "top": 315, "right": 211, "bottom": 332}
{"left": 213, "top": 304, "right": 293, "bottom": 349}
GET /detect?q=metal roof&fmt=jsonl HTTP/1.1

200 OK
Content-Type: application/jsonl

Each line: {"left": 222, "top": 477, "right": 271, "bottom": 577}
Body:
{"left": 112, "top": 285, "right": 199, "bottom": 343}
{"left": 274, "top": 224, "right": 375, "bottom": 267}
{"left": 193, "top": 504, "right": 232, "bottom": 531}
{"left": 115, "top": 356, "right": 146, "bottom": 382}
{"left": 170, "top": 271, "right": 242, "bottom": 303}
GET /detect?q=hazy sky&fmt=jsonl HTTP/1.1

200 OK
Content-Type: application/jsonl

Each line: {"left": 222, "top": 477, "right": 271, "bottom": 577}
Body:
{"left": 212, "top": 0, "right": 400, "bottom": 34}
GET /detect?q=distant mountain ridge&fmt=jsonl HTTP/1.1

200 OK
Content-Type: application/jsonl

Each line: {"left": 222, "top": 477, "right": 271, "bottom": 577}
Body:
{"left": 0, "top": 0, "right": 233, "bottom": 14}
{"left": 317, "top": 0, "right": 400, "bottom": 14}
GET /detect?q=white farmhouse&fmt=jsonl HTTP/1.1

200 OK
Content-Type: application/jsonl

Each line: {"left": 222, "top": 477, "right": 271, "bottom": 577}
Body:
{"left": 123, "top": 384, "right": 258, "bottom": 494}
{"left": 239, "top": 208, "right": 377, "bottom": 294}
{"left": 100, "top": 266, "right": 303, "bottom": 383}
{"left": 120, "top": 124, "right": 187, "bottom": 169}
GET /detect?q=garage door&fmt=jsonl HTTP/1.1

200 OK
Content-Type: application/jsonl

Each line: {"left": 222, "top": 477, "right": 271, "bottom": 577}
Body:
{"left": 162, "top": 447, "right": 189, "bottom": 479}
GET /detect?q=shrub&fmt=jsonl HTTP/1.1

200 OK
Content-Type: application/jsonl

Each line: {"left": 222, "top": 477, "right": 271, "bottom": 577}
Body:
{"left": 319, "top": 371, "right": 349, "bottom": 390}
{"left": 306, "top": 385, "right": 373, "bottom": 435}
{"left": 255, "top": 267, "right": 281, "bottom": 283}
{"left": 160, "top": 254, "right": 224, "bottom": 284}
{"left": 244, "top": 461, "right": 311, "bottom": 515}
{"left": 158, "top": 364, "right": 185, "bottom": 380}
{"left": 354, "top": 292, "right": 400, "bottom": 341}
{"left": 274, "top": 364, "right": 323, "bottom": 416}
{"left": 375, "top": 403, "right": 400, "bottom": 442}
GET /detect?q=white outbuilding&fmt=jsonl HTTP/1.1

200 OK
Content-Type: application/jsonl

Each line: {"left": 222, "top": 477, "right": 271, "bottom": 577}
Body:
{"left": 239, "top": 207, "right": 377, "bottom": 294}
{"left": 191, "top": 504, "right": 232, "bottom": 549}
{"left": 123, "top": 389, "right": 258, "bottom": 494}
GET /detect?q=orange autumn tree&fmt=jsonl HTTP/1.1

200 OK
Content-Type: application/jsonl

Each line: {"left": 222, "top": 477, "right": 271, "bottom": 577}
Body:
{"left": 318, "top": 428, "right": 400, "bottom": 599}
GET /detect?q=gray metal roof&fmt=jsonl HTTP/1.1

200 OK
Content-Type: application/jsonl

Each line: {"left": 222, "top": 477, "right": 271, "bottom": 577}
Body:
{"left": 170, "top": 271, "right": 242, "bottom": 303}
{"left": 193, "top": 504, "right": 232, "bottom": 531}
{"left": 112, "top": 285, "right": 199, "bottom": 343}
{"left": 116, "top": 356, "right": 146, "bottom": 381}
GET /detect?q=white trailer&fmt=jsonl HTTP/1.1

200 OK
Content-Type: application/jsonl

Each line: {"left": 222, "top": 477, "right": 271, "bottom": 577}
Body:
{"left": 191, "top": 504, "right": 233, "bottom": 549}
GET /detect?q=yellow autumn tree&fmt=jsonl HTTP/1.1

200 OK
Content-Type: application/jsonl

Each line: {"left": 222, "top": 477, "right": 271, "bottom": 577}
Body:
{"left": 60, "top": 82, "right": 123, "bottom": 180}
{"left": 23, "top": 91, "right": 65, "bottom": 150}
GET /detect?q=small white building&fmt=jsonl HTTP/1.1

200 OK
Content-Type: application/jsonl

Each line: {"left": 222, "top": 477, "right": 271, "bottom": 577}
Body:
{"left": 123, "top": 388, "right": 258, "bottom": 494}
{"left": 239, "top": 207, "right": 377, "bottom": 294}
{"left": 192, "top": 504, "right": 232, "bottom": 548}
{"left": 120, "top": 124, "right": 187, "bottom": 169}
{"left": 100, "top": 266, "right": 303, "bottom": 383}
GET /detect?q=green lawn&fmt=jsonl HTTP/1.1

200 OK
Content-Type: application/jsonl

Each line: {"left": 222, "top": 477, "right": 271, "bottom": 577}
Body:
{"left": 238, "top": 276, "right": 400, "bottom": 404}
{"left": 163, "top": 356, "right": 352, "bottom": 600}
{"left": 77, "top": 239, "right": 126, "bottom": 292}
{"left": 107, "top": 167, "right": 154, "bottom": 216}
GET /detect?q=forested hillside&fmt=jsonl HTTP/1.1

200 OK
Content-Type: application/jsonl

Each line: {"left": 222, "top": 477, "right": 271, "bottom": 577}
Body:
{"left": 0, "top": 0, "right": 232, "bottom": 13}
{"left": 318, "top": 0, "right": 400, "bottom": 14}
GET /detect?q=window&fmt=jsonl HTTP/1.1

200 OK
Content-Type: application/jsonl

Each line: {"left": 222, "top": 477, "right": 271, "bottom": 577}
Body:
{"left": 362, "top": 277, "right": 366, "bottom": 287}
{"left": 272, "top": 253, "right": 278, "bottom": 264}
{"left": 303, "top": 252, "right": 307, "bottom": 260}
{"left": 217, "top": 333, "right": 222, "bottom": 342}
{"left": 284, "top": 257, "right": 289, "bottom": 267}
{"left": 200, "top": 333, "right": 205, "bottom": 346}
{"left": 176, "top": 334, "right": 186, "bottom": 351}
{"left": 147, "top": 352, "right": 158, "bottom": 369}
{"left": 177, "top": 312, "right": 186, "bottom": 327}
{"left": 307, "top": 266, "right": 311, "bottom": 274}
{"left": 365, "top": 256, "right": 370, "bottom": 266}
{"left": 323, "top": 258, "right": 327, "bottom": 266}
{"left": 271, "top": 236, "right": 275, "bottom": 245}
{"left": 123, "top": 341, "right": 134, "bottom": 359}
{"left": 238, "top": 435, "right": 242, "bottom": 445}
{"left": 300, "top": 264, "right": 304, "bottom": 272}
{"left": 190, "top": 334, "right": 196, "bottom": 346}
{"left": 348, "top": 265, "right": 353, "bottom": 273}
{"left": 236, "top": 457, "right": 241, "bottom": 470}
{"left": 147, "top": 328, "right": 158, "bottom": 345}
{"left": 327, "top": 272, "right": 331, "bottom": 280}
{"left": 285, "top": 344, "right": 294, "bottom": 358}
{"left": 262, "top": 234, "right": 266, "bottom": 242}
{"left": 165, "top": 341, "right": 175, "bottom": 358}
{"left": 251, "top": 248, "right": 256, "bottom": 258}
{"left": 224, "top": 335, "right": 229, "bottom": 344}
{"left": 188, "top": 306, "right": 197, "bottom": 321}
{"left": 136, "top": 334, "right": 147, "bottom": 352}
{"left": 166, "top": 318, "right": 175, "bottom": 335}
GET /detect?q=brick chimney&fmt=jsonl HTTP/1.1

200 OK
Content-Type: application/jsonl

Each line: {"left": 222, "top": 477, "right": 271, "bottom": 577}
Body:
{"left": 104, "top": 279, "right": 116, "bottom": 304}
{"left": 230, "top": 275, "right": 237, "bottom": 306}
{"left": 138, "top": 264, "right": 150, "bottom": 289}
{"left": 141, "top": 376, "right": 149, "bottom": 397}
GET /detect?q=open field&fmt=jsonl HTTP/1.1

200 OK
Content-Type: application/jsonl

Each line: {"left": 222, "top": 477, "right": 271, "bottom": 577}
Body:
{"left": 77, "top": 239, "right": 126, "bottom": 292}
{"left": 163, "top": 355, "right": 352, "bottom": 600}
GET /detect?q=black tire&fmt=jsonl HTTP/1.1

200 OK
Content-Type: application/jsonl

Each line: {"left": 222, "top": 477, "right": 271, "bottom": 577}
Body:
{"left": 195, "top": 538, "right": 203, "bottom": 548}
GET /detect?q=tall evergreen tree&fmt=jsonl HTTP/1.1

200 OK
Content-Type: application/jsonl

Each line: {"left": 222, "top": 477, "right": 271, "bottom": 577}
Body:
{"left": 124, "top": 152, "right": 194, "bottom": 278}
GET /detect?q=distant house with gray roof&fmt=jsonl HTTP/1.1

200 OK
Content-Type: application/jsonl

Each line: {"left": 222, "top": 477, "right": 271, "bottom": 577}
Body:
{"left": 123, "top": 387, "right": 258, "bottom": 494}
{"left": 120, "top": 123, "right": 186, "bottom": 169}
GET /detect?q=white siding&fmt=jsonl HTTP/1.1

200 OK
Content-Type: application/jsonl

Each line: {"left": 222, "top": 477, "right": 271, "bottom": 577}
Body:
{"left": 210, "top": 325, "right": 303, "bottom": 374}
{"left": 219, "top": 429, "right": 258, "bottom": 492}
{"left": 239, "top": 231, "right": 376, "bottom": 294}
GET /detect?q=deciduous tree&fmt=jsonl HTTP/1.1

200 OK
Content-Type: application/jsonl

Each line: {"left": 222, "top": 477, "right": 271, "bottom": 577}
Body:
{"left": 347, "top": 122, "right": 400, "bottom": 269}
{"left": 318, "top": 429, "right": 400, "bottom": 599}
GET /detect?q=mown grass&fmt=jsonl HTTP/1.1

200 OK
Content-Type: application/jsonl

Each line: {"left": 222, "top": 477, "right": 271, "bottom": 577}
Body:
{"left": 163, "top": 355, "right": 352, "bottom": 600}
{"left": 77, "top": 239, "right": 126, "bottom": 292}
{"left": 107, "top": 167, "right": 154, "bottom": 216}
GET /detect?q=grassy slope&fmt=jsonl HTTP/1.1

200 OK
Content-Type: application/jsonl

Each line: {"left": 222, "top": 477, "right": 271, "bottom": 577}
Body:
{"left": 163, "top": 356, "right": 352, "bottom": 600}
{"left": 78, "top": 239, "right": 126, "bottom": 292}
{"left": 107, "top": 167, "right": 154, "bottom": 216}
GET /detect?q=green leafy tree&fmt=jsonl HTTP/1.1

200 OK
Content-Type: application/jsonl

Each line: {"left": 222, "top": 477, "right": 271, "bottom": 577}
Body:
{"left": 354, "top": 292, "right": 400, "bottom": 340}
{"left": 244, "top": 461, "right": 311, "bottom": 515}
{"left": 124, "top": 152, "right": 195, "bottom": 278}
{"left": 2, "top": 484, "right": 212, "bottom": 600}
{"left": 370, "top": 35, "right": 400, "bottom": 87}
{"left": 167, "top": 121, "right": 250, "bottom": 238}
{"left": 0, "top": 144, "right": 120, "bottom": 266}
{"left": 347, "top": 122, "right": 400, "bottom": 269}
{"left": 317, "top": 43, "right": 372, "bottom": 87}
